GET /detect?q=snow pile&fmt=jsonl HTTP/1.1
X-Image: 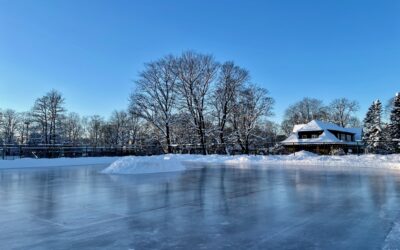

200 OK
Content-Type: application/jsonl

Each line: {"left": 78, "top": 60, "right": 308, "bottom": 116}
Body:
{"left": 289, "top": 150, "right": 317, "bottom": 157}
{"left": 101, "top": 152, "right": 400, "bottom": 175}
{"left": 0, "top": 157, "right": 118, "bottom": 169}
{"left": 101, "top": 155, "right": 188, "bottom": 174}
{"left": 1, "top": 152, "right": 399, "bottom": 173}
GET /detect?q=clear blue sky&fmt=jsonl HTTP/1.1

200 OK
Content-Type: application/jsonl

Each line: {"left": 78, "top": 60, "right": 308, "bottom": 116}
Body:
{"left": 0, "top": 0, "right": 399, "bottom": 122}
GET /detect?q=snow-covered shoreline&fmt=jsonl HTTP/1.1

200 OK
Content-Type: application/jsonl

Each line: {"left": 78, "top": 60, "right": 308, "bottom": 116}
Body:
{"left": 0, "top": 152, "right": 399, "bottom": 172}
{"left": 0, "top": 157, "right": 118, "bottom": 169}
{"left": 101, "top": 152, "right": 400, "bottom": 175}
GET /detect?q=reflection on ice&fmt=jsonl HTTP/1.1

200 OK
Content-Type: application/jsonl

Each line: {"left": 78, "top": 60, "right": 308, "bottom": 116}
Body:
{"left": 1, "top": 164, "right": 400, "bottom": 249}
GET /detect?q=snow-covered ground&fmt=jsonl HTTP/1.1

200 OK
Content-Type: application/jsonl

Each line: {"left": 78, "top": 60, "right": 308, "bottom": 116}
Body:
{"left": 1, "top": 152, "right": 399, "bottom": 173}
{"left": 0, "top": 157, "right": 118, "bottom": 169}
{"left": 101, "top": 151, "right": 400, "bottom": 175}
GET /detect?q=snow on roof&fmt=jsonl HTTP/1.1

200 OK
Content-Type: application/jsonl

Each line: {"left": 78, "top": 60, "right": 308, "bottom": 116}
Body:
{"left": 292, "top": 124, "right": 306, "bottom": 133}
{"left": 297, "top": 120, "right": 361, "bottom": 135}
{"left": 282, "top": 120, "right": 362, "bottom": 145}
{"left": 282, "top": 130, "right": 343, "bottom": 144}
{"left": 296, "top": 120, "right": 342, "bottom": 132}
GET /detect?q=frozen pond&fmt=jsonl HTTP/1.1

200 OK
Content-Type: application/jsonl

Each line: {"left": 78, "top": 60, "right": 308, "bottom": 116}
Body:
{"left": 1, "top": 164, "right": 400, "bottom": 249}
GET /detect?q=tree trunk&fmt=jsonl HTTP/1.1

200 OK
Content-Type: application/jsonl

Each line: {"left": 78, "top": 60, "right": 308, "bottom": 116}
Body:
{"left": 166, "top": 124, "right": 172, "bottom": 154}
{"left": 219, "top": 130, "right": 227, "bottom": 154}
{"left": 197, "top": 113, "right": 207, "bottom": 155}
{"left": 198, "top": 127, "right": 207, "bottom": 155}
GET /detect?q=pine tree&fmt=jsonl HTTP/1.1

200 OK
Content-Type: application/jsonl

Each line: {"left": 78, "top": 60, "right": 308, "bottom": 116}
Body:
{"left": 388, "top": 93, "right": 400, "bottom": 152}
{"left": 363, "top": 100, "right": 383, "bottom": 153}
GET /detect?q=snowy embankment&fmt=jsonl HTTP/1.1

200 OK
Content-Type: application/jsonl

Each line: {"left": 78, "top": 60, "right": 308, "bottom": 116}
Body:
{"left": 101, "top": 151, "right": 400, "bottom": 175}
{"left": 0, "top": 157, "right": 118, "bottom": 169}
{"left": 1, "top": 152, "right": 399, "bottom": 172}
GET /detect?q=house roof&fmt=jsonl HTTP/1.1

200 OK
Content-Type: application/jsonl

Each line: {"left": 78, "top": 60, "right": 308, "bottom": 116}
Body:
{"left": 282, "top": 120, "right": 362, "bottom": 145}
{"left": 292, "top": 124, "right": 306, "bottom": 133}
{"left": 297, "top": 120, "right": 348, "bottom": 132}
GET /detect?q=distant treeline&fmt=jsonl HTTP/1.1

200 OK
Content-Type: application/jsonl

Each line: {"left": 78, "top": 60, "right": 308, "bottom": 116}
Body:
{"left": 0, "top": 51, "right": 399, "bottom": 154}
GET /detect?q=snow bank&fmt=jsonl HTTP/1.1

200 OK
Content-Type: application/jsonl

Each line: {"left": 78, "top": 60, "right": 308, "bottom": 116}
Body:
{"left": 1, "top": 152, "right": 399, "bottom": 173}
{"left": 289, "top": 150, "right": 318, "bottom": 157}
{"left": 0, "top": 157, "right": 118, "bottom": 169}
{"left": 101, "top": 155, "right": 187, "bottom": 174}
{"left": 101, "top": 152, "right": 400, "bottom": 175}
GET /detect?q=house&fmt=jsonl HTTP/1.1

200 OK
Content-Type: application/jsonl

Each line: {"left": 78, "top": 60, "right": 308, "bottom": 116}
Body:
{"left": 281, "top": 120, "right": 362, "bottom": 154}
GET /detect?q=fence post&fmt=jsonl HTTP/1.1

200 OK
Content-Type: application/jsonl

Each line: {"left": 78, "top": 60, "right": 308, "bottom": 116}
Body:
{"left": 357, "top": 141, "right": 359, "bottom": 156}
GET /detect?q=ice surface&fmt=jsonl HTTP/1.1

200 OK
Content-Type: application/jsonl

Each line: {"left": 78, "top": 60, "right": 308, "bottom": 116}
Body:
{"left": 1, "top": 164, "right": 400, "bottom": 249}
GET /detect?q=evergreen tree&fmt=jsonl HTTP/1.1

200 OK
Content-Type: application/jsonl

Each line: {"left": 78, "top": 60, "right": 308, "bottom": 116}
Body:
{"left": 363, "top": 100, "right": 383, "bottom": 153}
{"left": 388, "top": 93, "right": 400, "bottom": 152}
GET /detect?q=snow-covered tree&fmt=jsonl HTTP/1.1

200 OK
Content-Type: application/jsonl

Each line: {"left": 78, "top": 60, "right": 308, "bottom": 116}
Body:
{"left": 129, "top": 55, "right": 178, "bottom": 153}
{"left": 232, "top": 84, "right": 274, "bottom": 154}
{"left": 281, "top": 98, "right": 329, "bottom": 135}
{"left": 388, "top": 93, "right": 400, "bottom": 152}
{"left": 363, "top": 100, "right": 383, "bottom": 153}
{"left": 1, "top": 109, "right": 20, "bottom": 144}
{"left": 211, "top": 61, "right": 249, "bottom": 150}
{"left": 175, "top": 51, "right": 219, "bottom": 155}
{"left": 328, "top": 98, "right": 360, "bottom": 127}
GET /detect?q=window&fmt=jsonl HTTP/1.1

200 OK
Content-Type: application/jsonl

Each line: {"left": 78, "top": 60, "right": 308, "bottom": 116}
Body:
{"left": 340, "top": 134, "right": 346, "bottom": 141}
{"left": 312, "top": 134, "right": 318, "bottom": 139}
{"left": 302, "top": 135, "right": 307, "bottom": 139}
{"left": 346, "top": 135, "right": 352, "bottom": 141}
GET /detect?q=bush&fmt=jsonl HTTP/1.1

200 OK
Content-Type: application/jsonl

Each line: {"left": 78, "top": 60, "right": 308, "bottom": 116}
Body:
{"left": 330, "top": 148, "right": 345, "bottom": 156}
{"left": 269, "top": 144, "right": 287, "bottom": 155}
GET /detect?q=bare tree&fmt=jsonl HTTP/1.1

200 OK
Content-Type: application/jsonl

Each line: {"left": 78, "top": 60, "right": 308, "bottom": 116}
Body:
{"left": 47, "top": 90, "right": 66, "bottom": 144}
{"left": 169, "top": 112, "right": 198, "bottom": 149}
{"left": 101, "top": 123, "right": 115, "bottom": 146}
{"left": 110, "top": 110, "right": 130, "bottom": 145}
{"left": 328, "top": 98, "right": 360, "bottom": 127}
{"left": 232, "top": 84, "right": 274, "bottom": 154}
{"left": 126, "top": 111, "right": 142, "bottom": 146}
{"left": 31, "top": 90, "right": 66, "bottom": 145}
{"left": 64, "top": 112, "right": 83, "bottom": 145}
{"left": 280, "top": 119, "right": 295, "bottom": 136}
{"left": 281, "top": 98, "right": 328, "bottom": 135}
{"left": 16, "top": 112, "right": 33, "bottom": 144}
{"left": 211, "top": 61, "right": 249, "bottom": 150}
{"left": 347, "top": 116, "right": 362, "bottom": 128}
{"left": 32, "top": 95, "right": 50, "bottom": 144}
{"left": 1, "top": 109, "right": 20, "bottom": 144}
{"left": 87, "top": 115, "right": 104, "bottom": 146}
{"left": 174, "top": 51, "right": 219, "bottom": 154}
{"left": 129, "top": 55, "right": 178, "bottom": 153}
